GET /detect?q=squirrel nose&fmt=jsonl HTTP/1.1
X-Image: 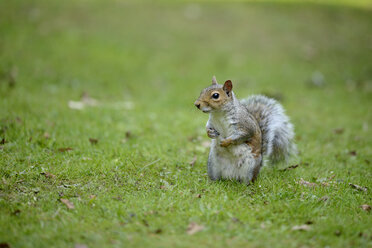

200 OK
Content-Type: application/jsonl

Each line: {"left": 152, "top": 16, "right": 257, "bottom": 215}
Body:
{"left": 195, "top": 103, "right": 201, "bottom": 109}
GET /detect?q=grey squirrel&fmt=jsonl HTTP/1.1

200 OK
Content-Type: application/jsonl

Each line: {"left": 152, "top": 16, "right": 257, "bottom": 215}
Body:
{"left": 194, "top": 76, "right": 296, "bottom": 184}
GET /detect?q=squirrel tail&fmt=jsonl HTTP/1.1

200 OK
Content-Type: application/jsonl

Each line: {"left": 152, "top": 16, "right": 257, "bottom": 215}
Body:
{"left": 241, "top": 95, "right": 297, "bottom": 165}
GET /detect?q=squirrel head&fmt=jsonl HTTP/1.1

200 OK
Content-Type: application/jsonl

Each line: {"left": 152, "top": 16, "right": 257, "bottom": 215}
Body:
{"left": 194, "top": 76, "right": 233, "bottom": 113}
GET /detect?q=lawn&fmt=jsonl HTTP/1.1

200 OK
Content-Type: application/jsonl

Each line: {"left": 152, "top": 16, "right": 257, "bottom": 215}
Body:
{"left": 0, "top": 0, "right": 371, "bottom": 247}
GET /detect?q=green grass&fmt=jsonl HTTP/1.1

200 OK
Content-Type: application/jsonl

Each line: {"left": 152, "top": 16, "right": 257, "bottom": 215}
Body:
{"left": 1, "top": 0, "right": 371, "bottom": 247}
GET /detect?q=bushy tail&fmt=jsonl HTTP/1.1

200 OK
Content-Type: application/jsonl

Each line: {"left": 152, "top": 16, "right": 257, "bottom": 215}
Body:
{"left": 241, "top": 95, "right": 296, "bottom": 165}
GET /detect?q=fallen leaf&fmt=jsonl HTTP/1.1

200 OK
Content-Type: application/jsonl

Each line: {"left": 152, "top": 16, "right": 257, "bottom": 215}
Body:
{"left": 195, "top": 194, "right": 201, "bottom": 198}
{"left": 360, "top": 204, "right": 371, "bottom": 212}
{"left": 187, "top": 222, "right": 204, "bottom": 235}
{"left": 125, "top": 131, "right": 132, "bottom": 139}
{"left": 41, "top": 172, "right": 56, "bottom": 179}
{"left": 297, "top": 178, "right": 317, "bottom": 187}
{"left": 333, "top": 128, "right": 344, "bottom": 134}
{"left": 349, "top": 183, "right": 367, "bottom": 192}
{"left": 0, "top": 243, "right": 10, "bottom": 248}
{"left": 12, "top": 209, "right": 21, "bottom": 216}
{"left": 319, "top": 196, "right": 329, "bottom": 202}
{"left": 60, "top": 198, "right": 75, "bottom": 209}
{"left": 349, "top": 150, "right": 357, "bottom": 156}
{"left": 292, "top": 224, "right": 311, "bottom": 231}
{"left": 81, "top": 92, "right": 98, "bottom": 106}
{"left": 281, "top": 164, "right": 298, "bottom": 171}
{"left": 189, "top": 156, "right": 197, "bottom": 166}
{"left": 89, "top": 138, "right": 98, "bottom": 145}
{"left": 58, "top": 147, "right": 73, "bottom": 152}
{"left": 231, "top": 217, "right": 242, "bottom": 224}
{"left": 43, "top": 132, "right": 50, "bottom": 139}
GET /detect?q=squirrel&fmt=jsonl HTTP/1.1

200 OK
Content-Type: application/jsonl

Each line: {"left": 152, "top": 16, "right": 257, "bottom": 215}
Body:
{"left": 194, "top": 76, "right": 296, "bottom": 184}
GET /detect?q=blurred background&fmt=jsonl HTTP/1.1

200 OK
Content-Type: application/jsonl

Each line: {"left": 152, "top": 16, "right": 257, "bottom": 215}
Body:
{"left": 1, "top": 0, "right": 371, "bottom": 159}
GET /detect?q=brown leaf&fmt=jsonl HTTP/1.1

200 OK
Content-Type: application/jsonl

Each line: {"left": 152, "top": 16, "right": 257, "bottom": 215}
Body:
{"left": 360, "top": 204, "right": 371, "bottom": 212}
{"left": 43, "top": 132, "right": 50, "bottom": 139}
{"left": 333, "top": 128, "right": 344, "bottom": 134}
{"left": 319, "top": 196, "right": 329, "bottom": 202}
{"left": 89, "top": 138, "right": 98, "bottom": 145}
{"left": 58, "top": 147, "right": 73, "bottom": 152}
{"left": 292, "top": 224, "right": 311, "bottom": 231}
{"left": 187, "top": 222, "right": 204, "bottom": 235}
{"left": 297, "top": 178, "right": 317, "bottom": 187}
{"left": 349, "top": 183, "right": 367, "bottom": 192}
{"left": 41, "top": 172, "right": 56, "bottom": 179}
{"left": 125, "top": 131, "right": 132, "bottom": 139}
{"left": 189, "top": 156, "right": 197, "bottom": 166}
{"left": 0, "top": 243, "right": 10, "bottom": 248}
{"left": 81, "top": 92, "right": 98, "bottom": 106}
{"left": 349, "top": 150, "right": 357, "bottom": 156}
{"left": 281, "top": 164, "right": 298, "bottom": 171}
{"left": 60, "top": 198, "right": 75, "bottom": 209}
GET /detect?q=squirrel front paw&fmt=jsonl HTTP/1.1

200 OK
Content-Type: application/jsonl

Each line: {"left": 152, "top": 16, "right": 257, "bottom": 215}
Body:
{"left": 220, "top": 138, "right": 233, "bottom": 147}
{"left": 207, "top": 128, "right": 219, "bottom": 139}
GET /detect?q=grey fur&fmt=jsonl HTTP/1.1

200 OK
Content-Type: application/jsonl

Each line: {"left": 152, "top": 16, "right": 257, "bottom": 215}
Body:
{"left": 241, "top": 95, "right": 297, "bottom": 164}
{"left": 196, "top": 83, "right": 296, "bottom": 184}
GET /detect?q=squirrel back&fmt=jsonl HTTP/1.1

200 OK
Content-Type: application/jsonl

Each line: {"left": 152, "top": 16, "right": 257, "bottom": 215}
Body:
{"left": 241, "top": 95, "right": 296, "bottom": 164}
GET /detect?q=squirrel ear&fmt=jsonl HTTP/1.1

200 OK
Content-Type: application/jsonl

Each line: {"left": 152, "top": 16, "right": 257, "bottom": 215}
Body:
{"left": 223, "top": 80, "right": 233, "bottom": 96}
{"left": 212, "top": 76, "right": 218, "bottom": 85}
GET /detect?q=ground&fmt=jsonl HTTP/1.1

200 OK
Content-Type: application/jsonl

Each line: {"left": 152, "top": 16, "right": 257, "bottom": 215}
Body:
{"left": 0, "top": 0, "right": 371, "bottom": 247}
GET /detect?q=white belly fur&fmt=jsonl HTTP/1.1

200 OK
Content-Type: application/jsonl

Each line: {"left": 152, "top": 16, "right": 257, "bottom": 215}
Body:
{"left": 210, "top": 139, "right": 256, "bottom": 182}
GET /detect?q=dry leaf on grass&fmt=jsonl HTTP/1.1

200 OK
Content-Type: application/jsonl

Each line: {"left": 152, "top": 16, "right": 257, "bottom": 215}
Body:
{"left": 360, "top": 204, "right": 371, "bottom": 212}
{"left": 189, "top": 156, "right": 197, "bottom": 166}
{"left": 0, "top": 242, "right": 10, "bottom": 248}
{"left": 292, "top": 224, "right": 311, "bottom": 231}
{"left": 41, "top": 172, "right": 56, "bottom": 179}
{"left": 89, "top": 138, "right": 98, "bottom": 145}
{"left": 349, "top": 150, "right": 357, "bottom": 156}
{"left": 43, "top": 132, "right": 50, "bottom": 139}
{"left": 187, "top": 222, "right": 204, "bottom": 235}
{"left": 60, "top": 198, "right": 75, "bottom": 209}
{"left": 333, "top": 128, "right": 344, "bottom": 134}
{"left": 297, "top": 178, "right": 317, "bottom": 187}
{"left": 58, "top": 147, "right": 73, "bottom": 152}
{"left": 349, "top": 183, "right": 367, "bottom": 192}
{"left": 281, "top": 164, "right": 298, "bottom": 171}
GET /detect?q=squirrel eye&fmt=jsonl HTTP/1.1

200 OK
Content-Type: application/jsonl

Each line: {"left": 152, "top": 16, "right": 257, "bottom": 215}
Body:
{"left": 212, "top": 93, "right": 219, "bottom": 99}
